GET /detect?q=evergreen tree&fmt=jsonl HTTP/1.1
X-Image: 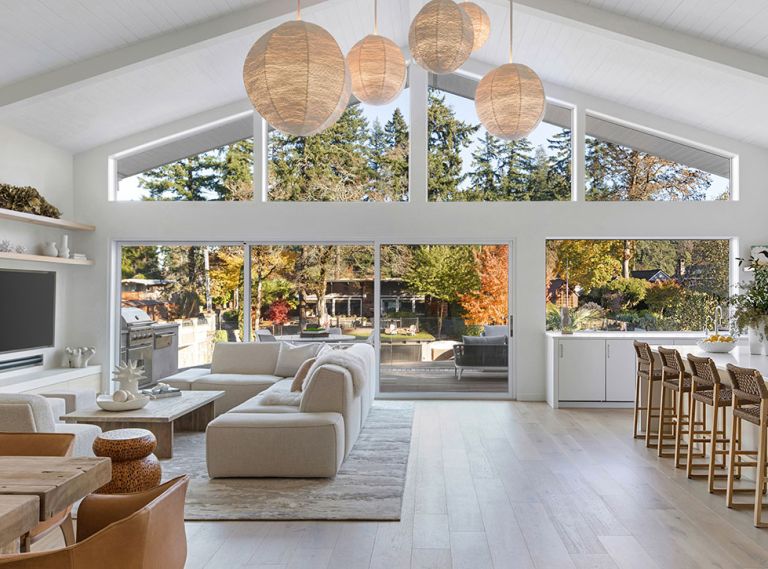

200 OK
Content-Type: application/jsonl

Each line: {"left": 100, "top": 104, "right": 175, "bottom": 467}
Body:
{"left": 382, "top": 108, "right": 409, "bottom": 201}
{"left": 497, "top": 138, "right": 533, "bottom": 200}
{"left": 121, "top": 246, "right": 161, "bottom": 279}
{"left": 222, "top": 138, "right": 254, "bottom": 200}
{"left": 427, "top": 90, "right": 478, "bottom": 201}
{"left": 526, "top": 147, "right": 551, "bottom": 200}
{"left": 139, "top": 151, "right": 225, "bottom": 201}
{"left": 547, "top": 129, "right": 572, "bottom": 201}
{"left": 269, "top": 104, "right": 371, "bottom": 201}
{"left": 467, "top": 132, "right": 501, "bottom": 200}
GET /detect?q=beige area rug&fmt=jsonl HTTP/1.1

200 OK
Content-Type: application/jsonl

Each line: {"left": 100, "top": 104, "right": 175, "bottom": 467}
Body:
{"left": 160, "top": 402, "right": 414, "bottom": 521}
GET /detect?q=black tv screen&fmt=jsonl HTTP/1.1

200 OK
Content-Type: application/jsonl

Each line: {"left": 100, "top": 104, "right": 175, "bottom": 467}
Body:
{"left": 0, "top": 269, "right": 56, "bottom": 354}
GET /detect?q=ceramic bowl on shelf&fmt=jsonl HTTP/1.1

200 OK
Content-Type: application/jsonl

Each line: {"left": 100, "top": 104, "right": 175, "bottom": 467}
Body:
{"left": 697, "top": 338, "right": 737, "bottom": 353}
{"left": 96, "top": 395, "right": 150, "bottom": 412}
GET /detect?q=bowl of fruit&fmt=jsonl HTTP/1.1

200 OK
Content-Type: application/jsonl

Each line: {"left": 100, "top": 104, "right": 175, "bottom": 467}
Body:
{"left": 698, "top": 334, "right": 737, "bottom": 353}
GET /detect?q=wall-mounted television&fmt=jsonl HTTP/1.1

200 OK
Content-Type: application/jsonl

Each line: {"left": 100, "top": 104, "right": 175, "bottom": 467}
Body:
{"left": 0, "top": 269, "right": 56, "bottom": 354}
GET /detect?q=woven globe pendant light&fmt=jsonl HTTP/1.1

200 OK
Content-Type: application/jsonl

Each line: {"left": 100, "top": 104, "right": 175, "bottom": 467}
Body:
{"left": 242, "top": 2, "right": 350, "bottom": 137}
{"left": 458, "top": 2, "right": 490, "bottom": 52}
{"left": 409, "top": 0, "right": 474, "bottom": 74}
{"left": 347, "top": 0, "right": 407, "bottom": 105}
{"left": 475, "top": 0, "right": 545, "bottom": 140}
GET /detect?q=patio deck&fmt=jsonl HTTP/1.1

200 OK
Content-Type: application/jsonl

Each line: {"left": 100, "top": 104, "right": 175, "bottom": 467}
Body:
{"left": 379, "top": 361, "right": 508, "bottom": 394}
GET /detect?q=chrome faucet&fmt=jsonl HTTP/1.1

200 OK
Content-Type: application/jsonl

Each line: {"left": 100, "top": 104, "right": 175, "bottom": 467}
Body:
{"left": 713, "top": 305, "right": 723, "bottom": 333}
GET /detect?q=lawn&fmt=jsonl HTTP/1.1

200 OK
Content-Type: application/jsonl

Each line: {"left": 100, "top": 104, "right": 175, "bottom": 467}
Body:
{"left": 347, "top": 329, "right": 436, "bottom": 341}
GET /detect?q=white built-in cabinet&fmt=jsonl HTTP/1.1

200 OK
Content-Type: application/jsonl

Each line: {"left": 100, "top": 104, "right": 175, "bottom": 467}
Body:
{"left": 546, "top": 334, "right": 701, "bottom": 408}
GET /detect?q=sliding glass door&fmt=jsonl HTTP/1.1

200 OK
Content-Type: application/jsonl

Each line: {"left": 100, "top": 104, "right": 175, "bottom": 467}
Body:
{"left": 378, "top": 243, "right": 513, "bottom": 396}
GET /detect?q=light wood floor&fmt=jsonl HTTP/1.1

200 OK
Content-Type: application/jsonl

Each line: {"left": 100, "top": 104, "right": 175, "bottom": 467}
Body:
{"left": 182, "top": 401, "right": 768, "bottom": 569}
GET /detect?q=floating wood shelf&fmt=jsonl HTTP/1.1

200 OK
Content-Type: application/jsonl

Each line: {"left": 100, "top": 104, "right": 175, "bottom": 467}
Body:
{"left": 0, "top": 252, "right": 93, "bottom": 266}
{"left": 0, "top": 208, "right": 95, "bottom": 231}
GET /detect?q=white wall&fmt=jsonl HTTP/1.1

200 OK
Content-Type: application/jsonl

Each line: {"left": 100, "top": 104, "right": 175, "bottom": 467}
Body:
{"left": 0, "top": 125, "right": 82, "bottom": 371}
{"left": 71, "top": 73, "right": 768, "bottom": 399}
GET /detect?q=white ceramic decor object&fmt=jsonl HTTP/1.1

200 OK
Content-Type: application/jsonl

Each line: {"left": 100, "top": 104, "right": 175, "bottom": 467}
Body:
{"left": 112, "top": 361, "right": 146, "bottom": 396}
{"left": 42, "top": 242, "right": 58, "bottom": 257}
{"left": 97, "top": 395, "right": 150, "bottom": 412}
{"left": 59, "top": 234, "right": 70, "bottom": 258}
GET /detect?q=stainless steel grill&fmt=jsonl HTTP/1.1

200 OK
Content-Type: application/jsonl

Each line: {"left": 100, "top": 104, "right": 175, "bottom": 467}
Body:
{"left": 120, "top": 308, "right": 179, "bottom": 387}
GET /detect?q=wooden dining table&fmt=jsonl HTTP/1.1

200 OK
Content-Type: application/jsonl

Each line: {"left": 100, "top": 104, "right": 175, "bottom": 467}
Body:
{"left": 0, "top": 455, "right": 111, "bottom": 524}
{"left": 0, "top": 495, "right": 39, "bottom": 554}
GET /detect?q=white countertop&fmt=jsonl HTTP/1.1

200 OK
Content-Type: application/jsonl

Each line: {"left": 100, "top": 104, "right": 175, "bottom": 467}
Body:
{"left": 546, "top": 331, "right": 705, "bottom": 339}
{"left": 650, "top": 345, "right": 768, "bottom": 377}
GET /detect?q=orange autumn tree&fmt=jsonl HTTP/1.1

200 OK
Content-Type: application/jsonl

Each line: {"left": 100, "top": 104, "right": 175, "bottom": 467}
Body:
{"left": 460, "top": 245, "right": 508, "bottom": 325}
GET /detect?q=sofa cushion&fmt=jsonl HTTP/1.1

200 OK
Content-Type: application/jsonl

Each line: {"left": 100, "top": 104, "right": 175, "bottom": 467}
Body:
{"left": 229, "top": 396, "right": 299, "bottom": 414}
{"left": 211, "top": 342, "right": 281, "bottom": 375}
{"left": 162, "top": 367, "right": 211, "bottom": 390}
{"left": 191, "top": 373, "right": 279, "bottom": 415}
{"left": 291, "top": 357, "right": 316, "bottom": 391}
{"left": 55, "top": 423, "right": 101, "bottom": 457}
{"left": 206, "top": 412, "right": 345, "bottom": 478}
{"left": 275, "top": 343, "right": 324, "bottom": 377}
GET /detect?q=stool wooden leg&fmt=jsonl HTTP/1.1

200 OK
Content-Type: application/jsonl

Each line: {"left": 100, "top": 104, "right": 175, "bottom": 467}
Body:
{"left": 756, "top": 408, "right": 768, "bottom": 527}
{"left": 633, "top": 373, "right": 642, "bottom": 438}
{"left": 727, "top": 412, "right": 739, "bottom": 508}
{"left": 686, "top": 394, "right": 698, "bottom": 477}
{"left": 645, "top": 377, "right": 656, "bottom": 447}
{"left": 657, "top": 382, "right": 668, "bottom": 456}
{"left": 708, "top": 400, "right": 720, "bottom": 493}
{"left": 673, "top": 388, "right": 686, "bottom": 467}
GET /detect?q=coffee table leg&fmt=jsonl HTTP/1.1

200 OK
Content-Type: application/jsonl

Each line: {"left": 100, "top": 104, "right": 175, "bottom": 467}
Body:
{"left": 175, "top": 401, "right": 215, "bottom": 432}
{"left": 152, "top": 422, "right": 174, "bottom": 459}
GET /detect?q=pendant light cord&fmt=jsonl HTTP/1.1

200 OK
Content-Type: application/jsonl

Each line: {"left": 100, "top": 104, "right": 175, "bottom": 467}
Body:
{"left": 509, "top": 0, "right": 514, "bottom": 63}
{"left": 297, "top": 0, "right": 301, "bottom": 20}
{"left": 374, "top": 0, "right": 378, "bottom": 35}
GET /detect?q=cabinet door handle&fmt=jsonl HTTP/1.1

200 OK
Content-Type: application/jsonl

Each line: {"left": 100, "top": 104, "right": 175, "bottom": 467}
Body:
{"left": 559, "top": 343, "right": 563, "bottom": 358}
{"left": 607, "top": 344, "right": 611, "bottom": 358}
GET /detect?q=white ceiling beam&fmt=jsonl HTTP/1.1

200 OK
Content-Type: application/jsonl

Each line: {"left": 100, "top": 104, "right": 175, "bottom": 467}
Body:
{"left": 496, "top": 0, "right": 768, "bottom": 82}
{"left": 0, "top": 0, "right": 330, "bottom": 109}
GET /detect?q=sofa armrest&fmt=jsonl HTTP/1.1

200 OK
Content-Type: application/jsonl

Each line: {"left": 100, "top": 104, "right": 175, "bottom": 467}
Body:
{"left": 299, "top": 365, "right": 352, "bottom": 414}
{"left": 41, "top": 390, "right": 97, "bottom": 413}
{"left": 42, "top": 397, "right": 67, "bottom": 423}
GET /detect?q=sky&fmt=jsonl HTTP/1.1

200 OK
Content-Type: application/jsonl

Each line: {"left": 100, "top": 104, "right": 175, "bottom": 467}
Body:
{"left": 117, "top": 86, "right": 729, "bottom": 201}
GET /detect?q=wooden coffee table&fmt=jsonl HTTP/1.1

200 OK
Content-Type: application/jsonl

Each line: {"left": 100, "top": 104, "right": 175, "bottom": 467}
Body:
{"left": 62, "top": 391, "right": 224, "bottom": 459}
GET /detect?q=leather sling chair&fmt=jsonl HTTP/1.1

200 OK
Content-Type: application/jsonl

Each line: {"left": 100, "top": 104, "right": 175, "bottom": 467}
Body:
{"left": 0, "top": 475, "right": 189, "bottom": 569}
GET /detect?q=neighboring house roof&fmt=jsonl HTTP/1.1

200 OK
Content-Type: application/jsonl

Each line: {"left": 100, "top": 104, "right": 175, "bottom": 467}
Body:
{"left": 548, "top": 278, "right": 581, "bottom": 296}
{"left": 630, "top": 269, "right": 672, "bottom": 282}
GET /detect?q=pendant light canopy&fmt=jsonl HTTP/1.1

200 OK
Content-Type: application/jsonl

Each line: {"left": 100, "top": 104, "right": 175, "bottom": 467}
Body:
{"left": 475, "top": 0, "right": 545, "bottom": 140}
{"left": 409, "top": 0, "right": 474, "bottom": 75}
{"left": 458, "top": 2, "right": 490, "bottom": 52}
{"left": 347, "top": 0, "right": 407, "bottom": 105}
{"left": 243, "top": 3, "right": 350, "bottom": 137}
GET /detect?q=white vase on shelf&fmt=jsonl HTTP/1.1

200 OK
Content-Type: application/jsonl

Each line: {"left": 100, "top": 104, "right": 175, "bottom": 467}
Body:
{"left": 42, "top": 242, "right": 58, "bottom": 257}
{"left": 59, "top": 234, "right": 70, "bottom": 258}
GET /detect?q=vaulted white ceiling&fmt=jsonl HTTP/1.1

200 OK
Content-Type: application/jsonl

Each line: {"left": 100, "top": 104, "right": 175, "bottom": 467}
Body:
{"left": 0, "top": 0, "right": 767, "bottom": 152}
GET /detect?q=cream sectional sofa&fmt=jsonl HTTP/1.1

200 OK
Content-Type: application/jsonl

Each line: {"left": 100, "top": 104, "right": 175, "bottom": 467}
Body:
{"left": 164, "top": 341, "right": 375, "bottom": 478}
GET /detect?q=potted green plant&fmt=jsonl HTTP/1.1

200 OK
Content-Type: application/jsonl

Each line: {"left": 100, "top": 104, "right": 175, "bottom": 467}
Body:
{"left": 731, "top": 257, "right": 768, "bottom": 354}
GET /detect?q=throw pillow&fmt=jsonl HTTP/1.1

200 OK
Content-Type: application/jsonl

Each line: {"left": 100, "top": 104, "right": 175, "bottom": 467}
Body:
{"left": 291, "top": 357, "right": 316, "bottom": 392}
{"left": 275, "top": 343, "right": 323, "bottom": 377}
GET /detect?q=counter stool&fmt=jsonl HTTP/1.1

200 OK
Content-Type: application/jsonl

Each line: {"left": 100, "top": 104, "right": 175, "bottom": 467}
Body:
{"left": 725, "top": 364, "right": 768, "bottom": 527}
{"left": 632, "top": 341, "right": 663, "bottom": 446}
{"left": 657, "top": 347, "right": 694, "bottom": 466}
{"left": 687, "top": 354, "right": 731, "bottom": 492}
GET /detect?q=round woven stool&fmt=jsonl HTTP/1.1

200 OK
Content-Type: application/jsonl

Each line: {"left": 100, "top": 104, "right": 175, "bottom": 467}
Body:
{"left": 93, "top": 428, "right": 162, "bottom": 494}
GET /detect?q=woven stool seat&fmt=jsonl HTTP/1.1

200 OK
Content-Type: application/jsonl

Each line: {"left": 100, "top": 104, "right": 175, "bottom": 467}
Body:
{"left": 693, "top": 388, "right": 733, "bottom": 407}
{"left": 733, "top": 404, "right": 761, "bottom": 425}
{"left": 662, "top": 376, "right": 692, "bottom": 391}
